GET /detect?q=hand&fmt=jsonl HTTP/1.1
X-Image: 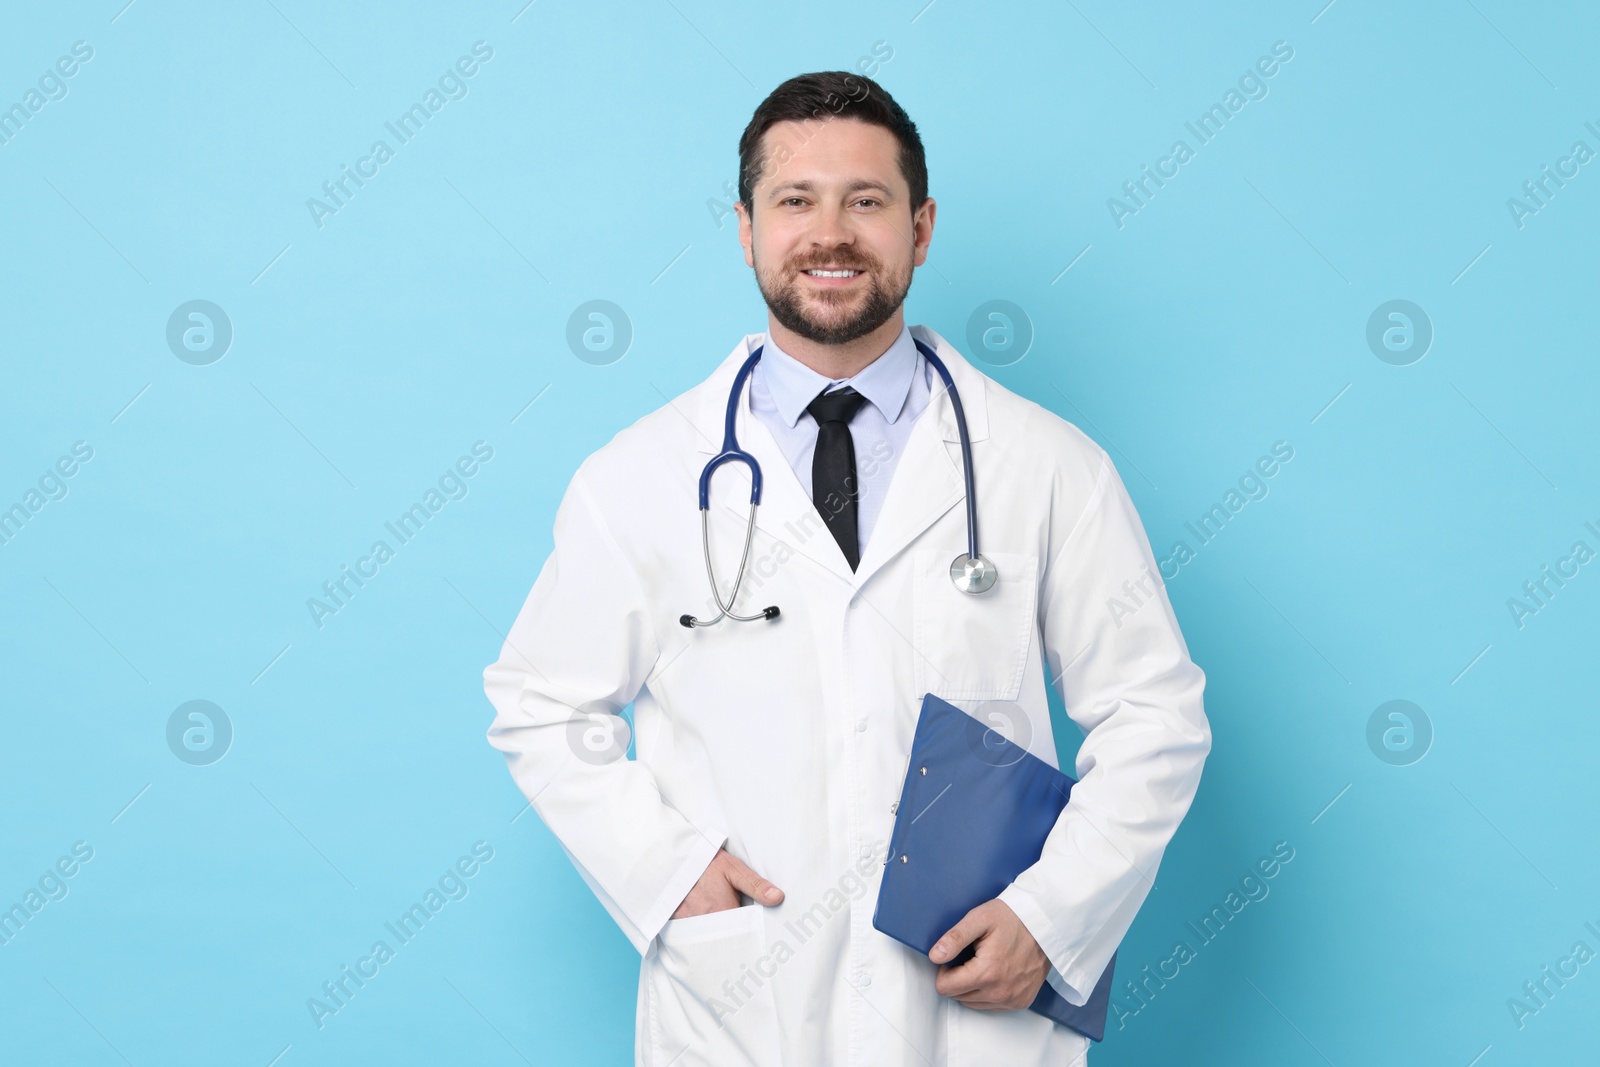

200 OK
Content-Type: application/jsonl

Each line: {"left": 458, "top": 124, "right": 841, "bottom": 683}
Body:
{"left": 670, "top": 847, "right": 784, "bottom": 920}
{"left": 930, "top": 899, "right": 1050, "bottom": 1011}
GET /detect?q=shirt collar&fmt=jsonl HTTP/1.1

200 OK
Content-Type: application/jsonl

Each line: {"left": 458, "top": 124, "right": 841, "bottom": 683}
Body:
{"left": 755, "top": 323, "right": 919, "bottom": 429}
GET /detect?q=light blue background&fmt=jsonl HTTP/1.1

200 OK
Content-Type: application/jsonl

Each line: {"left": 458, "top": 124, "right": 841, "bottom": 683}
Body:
{"left": 2, "top": 0, "right": 1597, "bottom": 1063}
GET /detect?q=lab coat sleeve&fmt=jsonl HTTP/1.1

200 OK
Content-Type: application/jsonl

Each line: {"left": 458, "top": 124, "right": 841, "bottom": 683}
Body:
{"left": 997, "top": 449, "right": 1211, "bottom": 1006}
{"left": 483, "top": 465, "right": 725, "bottom": 955}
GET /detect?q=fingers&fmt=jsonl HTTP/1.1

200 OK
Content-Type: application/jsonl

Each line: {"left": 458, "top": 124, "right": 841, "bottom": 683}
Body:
{"left": 669, "top": 854, "right": 740, "bottom": 919}
{"left": 934, "top": 953, "right": 1029, "bottom": 1009}
{"left": 934, "top": 954, "right": 1030, "bottom": 1010}
{"left": 933, "top": 954, "right": 989, "bottom": 999}
{"left": 717, "top": 849, "right": 784, "bottom": 905}
{"left": 929, "top": 904, "right": 993, "bottom": 964}
{"left": 931, "top": 901, "right": 1039, "bottom": 1009}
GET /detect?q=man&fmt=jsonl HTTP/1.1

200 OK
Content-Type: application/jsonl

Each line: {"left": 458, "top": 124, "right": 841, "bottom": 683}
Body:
{"left": 484, "top": 71, "right": 1210, "bottom": 1066}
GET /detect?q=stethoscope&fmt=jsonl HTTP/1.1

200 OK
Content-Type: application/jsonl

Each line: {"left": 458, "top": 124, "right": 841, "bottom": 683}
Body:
{"left": 680, "top": 337, "right": 996, "bottom": 629}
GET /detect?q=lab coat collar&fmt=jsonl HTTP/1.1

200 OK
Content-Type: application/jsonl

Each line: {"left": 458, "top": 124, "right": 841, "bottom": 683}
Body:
{"left": 691, "top": 324, "right": 990, "bottom": 454}
{"left": 688, "top": 324, "right": 990, "bottom": 590}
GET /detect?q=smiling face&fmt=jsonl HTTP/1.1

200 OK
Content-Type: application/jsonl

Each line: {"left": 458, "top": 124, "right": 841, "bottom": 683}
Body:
{"left": 737, "top": 117, "right": 935, "bottom": 348}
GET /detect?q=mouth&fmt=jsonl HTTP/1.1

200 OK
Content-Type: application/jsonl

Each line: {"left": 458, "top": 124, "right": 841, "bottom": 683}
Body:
{"left": 801, "top": 267, "right": 864, "bottom": 284}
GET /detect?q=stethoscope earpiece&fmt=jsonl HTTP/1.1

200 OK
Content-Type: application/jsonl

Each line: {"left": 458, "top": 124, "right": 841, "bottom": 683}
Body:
{"left": 681, "top": 604, "right": 779, "bottom": 628}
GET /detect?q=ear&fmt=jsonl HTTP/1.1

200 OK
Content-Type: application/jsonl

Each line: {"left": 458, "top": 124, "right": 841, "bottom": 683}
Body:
{"left": 911, "top": 197, "right": 937, "bottom": 268}
{"left": 735, "top": 200, "right": 756, "bottom": 268}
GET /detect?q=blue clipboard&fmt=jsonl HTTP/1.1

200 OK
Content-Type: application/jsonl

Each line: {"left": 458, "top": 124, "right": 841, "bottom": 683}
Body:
{"left": 872, "top": 692, "right": 1117, "bottom": 1043}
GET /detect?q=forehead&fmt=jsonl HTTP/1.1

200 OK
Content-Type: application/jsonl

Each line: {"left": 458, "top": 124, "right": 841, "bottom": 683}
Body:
{"left": 753, "top": 117, "right": 905, "bottom": 195}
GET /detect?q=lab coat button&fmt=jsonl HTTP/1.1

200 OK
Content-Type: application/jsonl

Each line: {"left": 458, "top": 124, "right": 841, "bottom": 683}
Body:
{"left": 855, "top": 719, "right": 867, "bottom": 732}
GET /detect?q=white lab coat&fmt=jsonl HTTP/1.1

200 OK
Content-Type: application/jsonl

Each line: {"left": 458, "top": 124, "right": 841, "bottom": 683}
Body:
{"left": 484, "top": 324, "right": 1211, "bottom": 1066}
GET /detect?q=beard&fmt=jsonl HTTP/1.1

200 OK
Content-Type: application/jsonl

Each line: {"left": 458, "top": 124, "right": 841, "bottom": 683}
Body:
{"left": 754, "top": 245, "right": 914, "bottom": 345}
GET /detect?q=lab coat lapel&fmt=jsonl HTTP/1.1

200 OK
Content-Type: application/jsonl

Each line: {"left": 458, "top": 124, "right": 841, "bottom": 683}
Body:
{"left": 851, "top": 326, "right": 990, "bottom": 590}
{"left": 689, "top": 327, "right": 991, "bottom": 591}
{"left": 692, "top": 336, "right": 857, "bottom": 587}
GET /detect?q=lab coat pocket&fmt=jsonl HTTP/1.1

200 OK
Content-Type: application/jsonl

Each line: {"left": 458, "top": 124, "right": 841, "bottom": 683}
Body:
{"left": 912, "top": 549, "right": 1039, "bottom": 703}
{"left": 950, "top": 1000, "right": 1091, "bottom": 1067}
{"left": 645, "top": 904, "right": 781, "bottom": 1067}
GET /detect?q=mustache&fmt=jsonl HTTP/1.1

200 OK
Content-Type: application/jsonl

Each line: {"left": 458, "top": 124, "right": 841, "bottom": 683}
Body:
{"left": 791, "top": 254, "right": 873, "bottom": 272}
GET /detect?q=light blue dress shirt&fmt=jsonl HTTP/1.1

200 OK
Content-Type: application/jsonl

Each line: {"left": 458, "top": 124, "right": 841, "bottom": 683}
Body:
{"left": 748, "top": 324, "right": 933, "bottom": 555}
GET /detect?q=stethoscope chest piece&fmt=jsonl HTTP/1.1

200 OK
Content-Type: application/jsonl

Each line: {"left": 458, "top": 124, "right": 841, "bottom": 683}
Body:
{"left": 949, "top": 553, "right": 998, "bottom": 594}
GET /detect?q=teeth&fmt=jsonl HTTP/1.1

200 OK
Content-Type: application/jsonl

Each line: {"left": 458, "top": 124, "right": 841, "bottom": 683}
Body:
{"left": 806, "top": 269, "right": 860, "bottom": 278}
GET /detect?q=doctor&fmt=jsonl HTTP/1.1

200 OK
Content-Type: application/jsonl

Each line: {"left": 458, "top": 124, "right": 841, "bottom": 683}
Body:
{"left": 484, "top": 71, "right": 1211, "bottom": 1066}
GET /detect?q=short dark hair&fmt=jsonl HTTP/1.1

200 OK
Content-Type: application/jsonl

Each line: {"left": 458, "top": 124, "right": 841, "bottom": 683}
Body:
{"left": 737, "top": 71, "right": 927, "bottom": 214}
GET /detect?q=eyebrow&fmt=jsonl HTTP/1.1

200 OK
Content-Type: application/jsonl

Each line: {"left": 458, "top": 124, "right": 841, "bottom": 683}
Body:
{"left": 766, "top": 179, "right": 895, "bottom": 201}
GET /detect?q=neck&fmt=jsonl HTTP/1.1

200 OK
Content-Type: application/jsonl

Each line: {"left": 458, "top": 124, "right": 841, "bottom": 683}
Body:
{"left": 766, "top": 310, "right": 905, "bottom": 380}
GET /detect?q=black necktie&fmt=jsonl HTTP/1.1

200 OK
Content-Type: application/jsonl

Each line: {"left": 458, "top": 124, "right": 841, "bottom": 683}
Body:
{"left": 806, "top": 386, "right": 869, "bottom": 570}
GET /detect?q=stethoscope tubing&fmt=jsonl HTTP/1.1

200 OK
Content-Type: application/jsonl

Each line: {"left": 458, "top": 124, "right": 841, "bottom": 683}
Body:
{"left": 693, "top": 502, "right": 772, "bottom": 625}
{"left": 920, "top": 341, "right": 980, "bottom": 566}
{"left": 682, "top": 337, "right": 985, "bottom": 628}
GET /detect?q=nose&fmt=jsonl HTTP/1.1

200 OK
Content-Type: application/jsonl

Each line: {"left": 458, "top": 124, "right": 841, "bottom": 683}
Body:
{"left": 806, "top": 200, "right": 856, "bottom": 256}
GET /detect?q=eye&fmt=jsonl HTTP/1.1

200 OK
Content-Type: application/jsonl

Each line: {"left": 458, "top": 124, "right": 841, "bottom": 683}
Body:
{"left": 781, "top": 197, "right": 807, "bottom": 207}
{"left": 853, "top": 198, "right": 881, "bottom": 209}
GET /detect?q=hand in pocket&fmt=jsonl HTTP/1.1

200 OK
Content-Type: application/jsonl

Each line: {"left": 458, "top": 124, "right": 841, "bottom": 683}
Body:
{"left": 671, "top": 847, "right": 784, "bottom": 919}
